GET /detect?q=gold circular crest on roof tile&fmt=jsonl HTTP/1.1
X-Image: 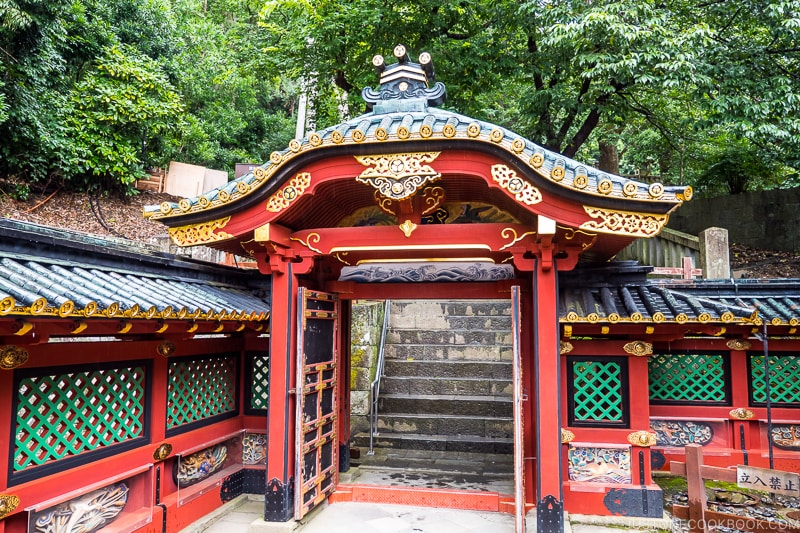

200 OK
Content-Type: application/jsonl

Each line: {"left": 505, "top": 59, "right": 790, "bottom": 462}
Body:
{"left": 551, "top": 166, "right": 565, "bottom": 181}
{"left": 530, "top": 153, "right": 544, "bottom": 168}
{"left": 678, "top": 186, "right": 693, "bottom": 201}
{"left": 511, "top": 138, "right": 526, "bottom": 154}
{"left": 597, "top": 179, "right": 613, "bottom": 195}
{"left": 573, "top": 175, "right": 588, "bottom": 189}
{"left": 331, "top": 130, "right": 344, "bottom": 144}
{"left": 236, "top": 182, "right": 250, "bottom": 194}
{"left": 490, "top": 129, "right": 504, "bottom": 143}
{"left": 623, "top": 181, "right": 639, "bottom": 197}
{"left": 442, "top": 124, "right": 456, "bottom": 138}
{"left": 0, "top": 296, "right": 14, "bottom": 315}
{"left": 467, "top": 122, "right": 481, "bottom": 137}
{"left": 270, "top": 151, "right": 282, "bottom": 164}
{"left": 58, "top": 301, "right": 74, "bottom": 318}
{"left": 160, "top": 202, "right": 173, "bottom": 214}
{"left": 289, "top": 139, "right": 302, "bottom": 152}
{"left": 649, "top": 182, "right": 664, "bottom": 199}
{"left": 0, "top": 345, "right": 28, "bottom": 370}
{"left": 218, "top": 190, "right": 230, "bottom": 202}
{"left": 675, "top": 313, "right": 689, "bottom": 324}
{"left": 652, "top": 312, "right": 665, "bottom": 322}
{"left": 30, "top": 298, "right": 47, "bottom": 315}
{"left": 198, "top": 196, "right": 210, "bottom": 208}
{"left": 309, "top": 132, "right": 323, "bottom": 146}
{"left": 608, "top": 313, "right": 620, "bottom": 323}
{"left": 375, "top": 127, "right": 388, "bottom": 141}
{"left": 179, "top": 199, "right": 192, "bottom": 212}
{"left": 566, "top": 311, "right": 579, "bottom": 322}
{"left": 420, "top": 124, "right": 433, "bottom": 138}
{"left": 352, "top": 129, "right": 365, "bottom": 143}
{"left": 397, "top": 126, "right": 410, "bottom": 140}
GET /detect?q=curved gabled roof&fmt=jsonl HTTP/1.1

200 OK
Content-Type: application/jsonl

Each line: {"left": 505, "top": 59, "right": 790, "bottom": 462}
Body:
{"left": 145, "top": 47, "right": 692, "bottom": 241}
{"left": 145, "top": 106, "right": 691, "bottom": 224}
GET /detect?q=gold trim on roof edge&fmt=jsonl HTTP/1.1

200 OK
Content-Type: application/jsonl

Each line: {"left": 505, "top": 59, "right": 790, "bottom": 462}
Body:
{"left": 169, "top": 217, "right": 233, "bottom": 246}
{"left": 491, "top": 164, "right": 542, "bottom": 205}
{"left": 266, "top": 172, "right": 311, "bottom": 212}
{"left": 0, "top": 298, "right": 268, "bottom": 323}
{"left": 579, "top": 206, "right": 668, "bottom": 237}
{"left": 147, "top": 117, "right": 689, "bottom": 221}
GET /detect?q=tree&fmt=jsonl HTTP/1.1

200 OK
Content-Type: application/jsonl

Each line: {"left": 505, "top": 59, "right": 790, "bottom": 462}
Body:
{"left": 64, "top": 44, "right": 184, "bottom": 191}
{"left": 257, "top": 0, "right": 800, "bottom": 181}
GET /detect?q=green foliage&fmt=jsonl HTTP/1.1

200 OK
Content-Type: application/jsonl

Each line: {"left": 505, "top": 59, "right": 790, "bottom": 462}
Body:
{"left": 2, "top": 0, "right": 799, "bottom": 196}
{"left": 162, "top": 0, "right": 296, "bottom": 173}
{"left": 64, "top": 44, "right": 184, "bottom": 191}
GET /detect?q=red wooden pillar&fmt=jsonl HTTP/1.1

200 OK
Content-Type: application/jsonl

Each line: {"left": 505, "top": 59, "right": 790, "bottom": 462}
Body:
{"left": 521, "top": 292, "right": 536, "bottom": 505}
{"left": 264, "top": 263, "right": 299, "bottom": 522}
{"left": 532, "top": 255, "right": 564, "bottom": 532}
{"left": 628, "top": 355, "right": 655, "bottom": 486}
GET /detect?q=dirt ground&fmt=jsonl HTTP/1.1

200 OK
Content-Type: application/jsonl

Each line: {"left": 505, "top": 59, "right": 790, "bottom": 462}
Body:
{"left": 1, "top": 189, "right": 799, "bottom": 278}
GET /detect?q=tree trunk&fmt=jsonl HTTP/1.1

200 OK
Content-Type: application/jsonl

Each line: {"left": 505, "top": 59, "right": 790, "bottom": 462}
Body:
{"left": 598, "top": 140, "right": 619, "bottom": 174}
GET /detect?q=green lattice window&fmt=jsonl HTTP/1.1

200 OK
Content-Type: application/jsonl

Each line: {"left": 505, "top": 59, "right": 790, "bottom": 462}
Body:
{"left": 569, "top": 357, "right": 628, "bottom": 427}
{"left": 749, "top": 354, "right": 800, "bottom": 406}
{"left": 246, "top": 351, "right": 269, "bottom": 413}
{"left": 12, "top": 362, "right": 148, "bottom": 483}
{"left": 167, "top": 354, "right": 238, "bottom": 432}
{"left": 649, "top": 353, "right": 729, "bottom": 404}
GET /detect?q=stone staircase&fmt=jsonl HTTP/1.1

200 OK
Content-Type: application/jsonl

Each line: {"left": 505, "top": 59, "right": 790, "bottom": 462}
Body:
{"left": 353, "top": 299, "right": 514, "bottom": 455}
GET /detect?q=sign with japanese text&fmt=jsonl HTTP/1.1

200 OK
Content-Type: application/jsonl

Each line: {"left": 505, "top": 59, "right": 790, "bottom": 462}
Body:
{"left": 737, "top": 465, "right": 800, "bottom": 496}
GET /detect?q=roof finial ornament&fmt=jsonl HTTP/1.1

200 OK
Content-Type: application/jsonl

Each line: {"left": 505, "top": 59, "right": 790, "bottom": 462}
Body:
{"left": 362, "top": 44, "right": 446, "bottom": 114}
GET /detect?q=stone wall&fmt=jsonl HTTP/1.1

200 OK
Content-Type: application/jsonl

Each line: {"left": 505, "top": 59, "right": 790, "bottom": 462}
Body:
{"left": 349, "top": 300, "right": 385, "bottom": 434}
{"left": 667, "top": 188, "right": 800, "bottom": 253}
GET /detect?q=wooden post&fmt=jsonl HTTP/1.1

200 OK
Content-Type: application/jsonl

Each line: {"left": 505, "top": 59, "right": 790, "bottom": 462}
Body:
{"left": 684, "top": 443, "right": 708, "bottom": 533}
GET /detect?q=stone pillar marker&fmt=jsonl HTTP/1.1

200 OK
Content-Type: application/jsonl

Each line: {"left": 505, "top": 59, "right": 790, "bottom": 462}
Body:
{"left": 699, "top": 227, "right": 731, "bottom": 279}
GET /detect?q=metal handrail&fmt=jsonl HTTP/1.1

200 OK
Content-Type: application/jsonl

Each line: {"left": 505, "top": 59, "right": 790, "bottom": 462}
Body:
{"left": 367, "top": 300, "right": 391, "bottom": 455}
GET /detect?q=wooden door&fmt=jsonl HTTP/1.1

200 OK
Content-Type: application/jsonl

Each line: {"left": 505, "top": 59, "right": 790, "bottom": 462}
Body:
{"left": 295, "top": 288, "right": 339, "bottom": 519}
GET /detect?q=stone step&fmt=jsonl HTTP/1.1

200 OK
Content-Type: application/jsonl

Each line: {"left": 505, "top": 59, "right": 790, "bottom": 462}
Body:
{"left": 352, "top": 448, "right": 514, "bottom": 476}
{"left": 351, "top": 432, "right": 513, "bottom": 454}
{"left": 386, "top": 328, "right": 511, "bottom": 347}
{"left": 378, "top": 394, "right": 513, "bottom": 417}
{"left": 375, "top": 413, "right": 513, "bottom": 438}
{"left": 384, "top": 342, "right": 512, "bottom": 361}
{"left": 384, "top": 360, "right": 512, "bottom": 380}
{"left": 390, "top": 315, "right": 513, "bottom": 332}
{"left": 382, "top": 376, "right": 512, "bottom": 396}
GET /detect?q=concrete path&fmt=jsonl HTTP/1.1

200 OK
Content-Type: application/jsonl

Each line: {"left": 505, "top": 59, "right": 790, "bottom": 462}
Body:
{"left": 182, "top": 495, "right": 672, "bottom": 533}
